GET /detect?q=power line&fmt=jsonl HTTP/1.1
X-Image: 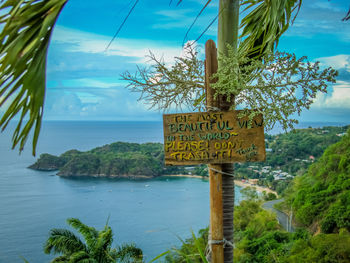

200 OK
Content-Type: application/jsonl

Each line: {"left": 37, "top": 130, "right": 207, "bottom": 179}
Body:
{"left": 182, "top": 0, "right": 213, "bottom": 46}
{"left": 191, "top": 8, "right": 222, "bottom": 46}
{"left": 105, "top": 0, "right": 140, "bottom": 51}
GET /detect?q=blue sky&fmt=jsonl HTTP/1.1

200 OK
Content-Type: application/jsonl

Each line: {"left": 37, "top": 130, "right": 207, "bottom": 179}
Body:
{"left": 44, "top": 0, "right": 350, "bottom": 123}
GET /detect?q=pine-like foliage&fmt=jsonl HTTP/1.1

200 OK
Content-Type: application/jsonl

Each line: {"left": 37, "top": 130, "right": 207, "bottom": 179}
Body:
{"left": 121, "top": 44, "right": 205, "bottom": 111}
{"left": 212, "top": 47, "right": 338, "bottom": 131}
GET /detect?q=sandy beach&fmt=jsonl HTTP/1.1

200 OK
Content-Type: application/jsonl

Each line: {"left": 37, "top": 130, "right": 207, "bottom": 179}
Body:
{"left": 162, "top": 174, "right": 208, "bottom": 179}
{"left": 234, "top": 180, "right": 278, "bottom": 196}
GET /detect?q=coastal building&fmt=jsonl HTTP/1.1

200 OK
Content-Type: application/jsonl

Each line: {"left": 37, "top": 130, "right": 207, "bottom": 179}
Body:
{"left": 272, "top": 170, "right": 282, "bottom": 174}
{"left": 274, "top": 174, "right": 286, "bottom": 180}
{"left": 336, "top": 132, "right": 347, "bottom": 137}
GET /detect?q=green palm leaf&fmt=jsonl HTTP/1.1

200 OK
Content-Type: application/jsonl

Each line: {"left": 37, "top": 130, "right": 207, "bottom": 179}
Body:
{"left": 116, "top": 243, "right": 143, "bottom": 263}
{"left": 44, "top": 228, "right": 87, "bottom": 255}
{"left": 239, "top": 0, "right": 302, "bottom": 59}
{"left": 45, "top": 218, "right": 142, "bottom": 263}
{"left": 67, "top": 218, "right": 99, "bottom": 250}
{"left": 93, "top": 227, "right": 115, "bottom": 263}
{"left": 0, "top": 0, "right": 67, "bottom": 155}
{"left": 67, "top": 251, "right": 95, "bottom": 263}
{"left": 50, "top": 255, "right": 69, "bottom": 263}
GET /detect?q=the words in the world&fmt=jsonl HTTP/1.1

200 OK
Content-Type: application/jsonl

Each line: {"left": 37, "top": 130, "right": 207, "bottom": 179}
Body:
{"left": 163, "top": 110, "right": 266, "bottom": 165}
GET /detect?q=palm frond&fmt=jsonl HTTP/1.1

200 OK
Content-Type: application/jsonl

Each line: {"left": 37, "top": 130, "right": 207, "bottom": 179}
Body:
{"left": 148, "top": 250, "right": 170, "bottom": 263}
{"left": 50, "top": 255, "right": 69, "bottom": 263}
{"left": 67, "top": 218, "right": 99, "bottom": 249}
{"left": 66, "top": 251, "right": 94, "bottom": 263}
{"left": 93, "top": 227, "right": 115, "bottom": 261}
{"left": 44, "top": 228, "right": 87, "bottom": 255}
{"left": 116, "top": 243, "right": 143, "bottom": 262}
{"left": 0, "top": 0, "right": 67, "bottom": 155}
{"left": 191, "top": 230, "right": 208, "bottom": 263}
{"left": 239, "top": 0, "right": 302, "bottom": 59}
{"left": 45, "top": 218, "right": 131, "bottom": 263}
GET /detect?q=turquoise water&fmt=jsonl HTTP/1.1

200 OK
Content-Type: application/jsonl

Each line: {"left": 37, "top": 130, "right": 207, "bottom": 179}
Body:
{"left": 0, "top": 121, "right": 242, "bottom": 263}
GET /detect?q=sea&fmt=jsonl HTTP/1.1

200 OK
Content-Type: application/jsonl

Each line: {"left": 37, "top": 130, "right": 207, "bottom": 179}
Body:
{"left": 0, "top": 121, "right": 347, "bottom": 263}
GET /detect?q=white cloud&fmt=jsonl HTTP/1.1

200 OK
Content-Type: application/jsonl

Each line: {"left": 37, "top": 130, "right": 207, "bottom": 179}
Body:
{"left": 316, "top": 54, "right": 350, "bottom": 71}
{"left": 155, "top": 9, "right": 194, "bottom": 20}
{"left": 51, "top": 26, "right": 184, "bottom": 64}
{"left": 311, "top": 55, "right": 350, "bottom": 110}
{"left": 312, "top": 83, "right": 350, "bottom": 109}
{"left": 64, "top": 78, "right": 123, "bottom": 89}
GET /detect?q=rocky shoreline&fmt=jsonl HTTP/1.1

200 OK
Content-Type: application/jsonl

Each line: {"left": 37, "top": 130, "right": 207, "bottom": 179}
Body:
{"left": 30, "top": 163, "right": 276, "bottom": 194}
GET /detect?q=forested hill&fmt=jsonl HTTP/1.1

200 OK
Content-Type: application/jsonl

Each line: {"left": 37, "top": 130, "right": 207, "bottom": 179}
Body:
{"left": 30, "top": 126, "right": 349, "bottom": 180}
{"left": 282, "top": 129, "right": 350, "bottom": 234}
{"left": 29, "top": 142, "right": 186, "bottom": 178}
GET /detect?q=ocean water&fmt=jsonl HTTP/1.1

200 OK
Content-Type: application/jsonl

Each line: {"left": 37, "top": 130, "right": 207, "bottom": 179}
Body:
{"left": 0, "top": 120, "right": 347, "bottom": 263}
{"left": 0, "top": 121, "right": 243, "bottom": 263}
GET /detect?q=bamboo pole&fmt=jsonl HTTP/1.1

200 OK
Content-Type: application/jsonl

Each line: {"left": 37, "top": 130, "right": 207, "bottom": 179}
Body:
{"left": 205, "top": 40, "right": 224, "bottom": 263}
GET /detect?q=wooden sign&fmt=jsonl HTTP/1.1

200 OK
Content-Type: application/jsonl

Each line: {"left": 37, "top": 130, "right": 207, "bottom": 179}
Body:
{"left": 163, "top": 110, "right": 266, "bottom": 165}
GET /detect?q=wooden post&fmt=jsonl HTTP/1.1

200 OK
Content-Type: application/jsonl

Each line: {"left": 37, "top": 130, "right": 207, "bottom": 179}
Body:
{"left": 209, "top": 164, "right": 224, "bottom": 263}
{"left": 205, "top": 40, "right": 224, "bottom": 263}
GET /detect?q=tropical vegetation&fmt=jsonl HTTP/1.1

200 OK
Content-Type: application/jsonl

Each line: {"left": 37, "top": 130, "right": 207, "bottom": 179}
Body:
{"left": 236, "top": 125, "right": 348, "bottom": 195}
{"left": 280, "top": 128, "right": 350, "bottom": 234}
{"left": 44, "top": 217, "right": 143, "bottom": 263}
{"left": 166, "top": 194, "right": 350, "bottom": 263}
{"left": 232, "top": 200, "right": 350, "bottom": 262}
{"left": 164, "top": 130, "right": 350, "bottom": 262}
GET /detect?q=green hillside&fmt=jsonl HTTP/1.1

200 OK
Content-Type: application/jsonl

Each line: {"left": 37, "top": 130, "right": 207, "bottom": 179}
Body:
{"left": 166, "top": 132, "right": 350, "bottom": 262}
{"left": 283, "top": 130, "right": 350, "bottom": 233}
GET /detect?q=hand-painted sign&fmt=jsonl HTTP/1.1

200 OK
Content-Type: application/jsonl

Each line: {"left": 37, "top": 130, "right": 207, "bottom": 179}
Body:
{"left": 163, "top": 110, "right": 266, "bottom": 165}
